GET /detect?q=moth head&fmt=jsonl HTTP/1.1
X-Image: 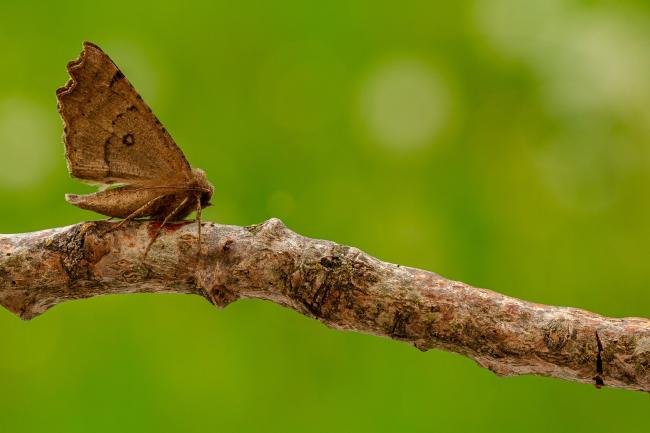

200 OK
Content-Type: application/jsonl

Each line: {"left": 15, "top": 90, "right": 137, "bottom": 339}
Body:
{"left": 191, "top": 167, "right": 214, "bottom": 207}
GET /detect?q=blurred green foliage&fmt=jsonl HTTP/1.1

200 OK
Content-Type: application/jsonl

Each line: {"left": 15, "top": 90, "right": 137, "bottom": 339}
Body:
{"left": 1, "top": 0, "right": 649, "bottom": 432}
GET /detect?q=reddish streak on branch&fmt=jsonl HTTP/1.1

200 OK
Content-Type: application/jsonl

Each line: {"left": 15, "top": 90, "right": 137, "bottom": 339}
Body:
{"left": 1, "top": 219, "right": 649, "bottom": 392}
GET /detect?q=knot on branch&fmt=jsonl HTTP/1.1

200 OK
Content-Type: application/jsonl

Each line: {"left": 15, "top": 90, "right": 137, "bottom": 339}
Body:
{"left": 44, "top": 222, "right": 110, "bottom": 280}
{"left": 246, "top": 217, "right": 287, "bottom": 238}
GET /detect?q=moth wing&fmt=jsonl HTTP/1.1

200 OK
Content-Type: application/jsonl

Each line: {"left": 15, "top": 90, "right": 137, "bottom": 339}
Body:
{"left": 65, "top": 187, "right": 168, "bottom": 219}
{"left": 57, "top": 41, "right": 192, "bottom": 185}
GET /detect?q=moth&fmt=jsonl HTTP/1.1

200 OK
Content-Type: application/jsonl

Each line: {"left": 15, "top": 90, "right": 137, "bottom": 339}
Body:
{"left": 56, "top": 41, "right": 214, "bottom": 255}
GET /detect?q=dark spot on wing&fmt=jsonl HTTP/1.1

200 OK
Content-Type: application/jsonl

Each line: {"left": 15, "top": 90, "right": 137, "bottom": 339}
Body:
{"left": 109, "top": 70, "right": 125, "bottom": 87}
{"left": 122, "top": 133, "right": 135, "bottom": 146}
{"left": 127, "top": 105, "right": 138, "bottom": 112}
{"left": 104, "top": 136, "right": 112, "bottom": 176}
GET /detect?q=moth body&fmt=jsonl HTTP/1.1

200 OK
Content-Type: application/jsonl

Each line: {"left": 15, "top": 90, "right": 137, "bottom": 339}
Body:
{"left": 65, "top": 168, "right": 213, "bottom": 220}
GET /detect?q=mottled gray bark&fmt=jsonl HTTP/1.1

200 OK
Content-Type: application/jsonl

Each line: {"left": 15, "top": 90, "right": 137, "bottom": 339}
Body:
{"left": 1, "top": 219, "right": 649, "bottom": 392}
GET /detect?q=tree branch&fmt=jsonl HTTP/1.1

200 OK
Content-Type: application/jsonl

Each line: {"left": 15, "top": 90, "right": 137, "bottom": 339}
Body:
{"left": 1, "top": 219, "right": 649, "bottom": 392}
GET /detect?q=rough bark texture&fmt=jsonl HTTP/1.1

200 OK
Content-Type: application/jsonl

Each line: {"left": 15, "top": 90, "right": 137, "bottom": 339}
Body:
{"left": 1, "top": 219, "right": 649, "bottom": 392}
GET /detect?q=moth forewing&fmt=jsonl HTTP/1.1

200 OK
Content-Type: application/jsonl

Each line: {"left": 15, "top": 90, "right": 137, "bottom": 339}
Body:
{"left": 57, "top": 41, "right": 194, "bottom": 186}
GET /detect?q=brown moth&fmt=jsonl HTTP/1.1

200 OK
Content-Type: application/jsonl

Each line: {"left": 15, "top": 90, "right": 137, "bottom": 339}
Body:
{"left": 57, "top": 41, "right": 213, "bottom": 255}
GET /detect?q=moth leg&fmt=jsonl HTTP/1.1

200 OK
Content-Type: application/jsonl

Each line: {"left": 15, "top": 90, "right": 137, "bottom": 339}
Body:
{"left": 195, "top": 193, "right": 203, "bottom": 259}
{"left": 143, "top": 196, "right": 190, "bottom": 258}
{"left": 104, "top": 195, "right": 166, "bottom": 234}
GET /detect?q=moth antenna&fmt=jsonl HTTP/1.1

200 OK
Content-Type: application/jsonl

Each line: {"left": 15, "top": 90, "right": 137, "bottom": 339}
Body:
{"left": 129, "top": 186, "right": 209, "bottom": 193}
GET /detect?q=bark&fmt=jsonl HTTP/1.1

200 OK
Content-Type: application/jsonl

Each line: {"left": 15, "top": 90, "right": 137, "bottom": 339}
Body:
{"left": 1, "top": 219, "right": 649, "bottom": 392}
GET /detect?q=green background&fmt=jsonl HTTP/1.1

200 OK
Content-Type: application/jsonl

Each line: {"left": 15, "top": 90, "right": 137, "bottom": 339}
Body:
{"left": 1, "top": 0, "right": 649, "bottom": 431}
